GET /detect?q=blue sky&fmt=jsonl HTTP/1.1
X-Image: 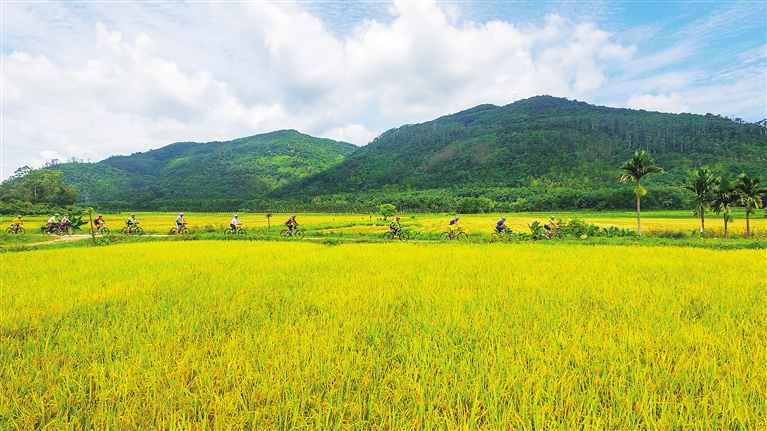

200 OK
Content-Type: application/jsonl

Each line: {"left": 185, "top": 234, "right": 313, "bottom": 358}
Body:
{"left": 1, "top": 0, "right": 765, "bottom": 180}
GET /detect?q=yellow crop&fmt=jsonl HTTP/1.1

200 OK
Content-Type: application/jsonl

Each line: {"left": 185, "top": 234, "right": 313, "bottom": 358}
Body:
{"left": 1, "top": 241, "right": 765, "bottom": 429}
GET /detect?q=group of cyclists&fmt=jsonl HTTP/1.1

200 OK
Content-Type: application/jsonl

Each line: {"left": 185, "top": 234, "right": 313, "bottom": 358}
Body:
{"left": 8, "top": 211, "right": 562, "bottom": 239}
{"left": 388, "top": 215, "right": 560, "bottom": 239}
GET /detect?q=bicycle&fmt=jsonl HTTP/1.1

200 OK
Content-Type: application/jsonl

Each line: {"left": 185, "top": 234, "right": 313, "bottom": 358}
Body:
{"left": 224, "top": 225, "right": 246, "bottom": 235}
{"left": 545, "top": 227, "right": 567, "bottom": 240}
{"left": 53, "top": 223, "right": 75, "bottom": 236}
{"left": 443, "top": 226, "right": 468, "bottom": 241}
{"left": 280, "top": 227, "right": 305, "bottom": 239}
{"left": 122, "top": 224, "right": 144, "bottom": 235}
{"left": 169, "top": 223, "right": 190, "bottom": 235}
{"left": 383, "top": 227, "right": 410, "bottom": 241}
{"left": 487, "top": 228, "right": 514, "bottom": 242}
{"left": 5, "top": 225, "right": 25, "bottom": 235}
{"left": 90, "top": 223, "right": 110, "bottom": 236}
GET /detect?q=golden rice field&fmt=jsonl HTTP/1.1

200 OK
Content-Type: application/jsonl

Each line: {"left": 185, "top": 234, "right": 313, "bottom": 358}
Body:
{"left": 1, "top": 240, "right": 765, "bottom": 429}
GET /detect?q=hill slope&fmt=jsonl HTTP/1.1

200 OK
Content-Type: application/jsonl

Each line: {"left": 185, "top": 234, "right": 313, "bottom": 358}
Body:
{"left": 274, "top": 96, "right": 767, "bottom": 198}
{"left": 53, "top": 130, "right": 357, "bottom": 202}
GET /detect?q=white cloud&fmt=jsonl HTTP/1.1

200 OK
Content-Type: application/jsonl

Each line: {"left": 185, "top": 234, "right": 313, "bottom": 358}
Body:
{"left": 627, "top": 92, "right": 690, "bottom": 114}
{"left": 322, "top": 124, "right": 377, "bottom": 145}
{"left": 3, "top": 0, "right": 762, "bottom": 180}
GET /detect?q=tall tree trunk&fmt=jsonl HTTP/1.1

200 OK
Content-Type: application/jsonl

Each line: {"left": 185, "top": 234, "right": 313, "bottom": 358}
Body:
{"left": 700, "top": 211, "right": 705, "bottom": 233}
{"left": 724, "top": 212, "right": 729, "bottom": 238}
{"left": 637, "top": 195, "right": 642, "bottom": 236}
{"left": 745, "top": 210, "right": 751, "bottom": 238}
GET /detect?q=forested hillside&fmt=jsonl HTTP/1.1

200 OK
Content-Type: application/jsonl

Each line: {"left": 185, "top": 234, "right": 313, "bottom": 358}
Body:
{"left": 51, "top": 130, "right": 357, "bottom": 204}
{"left": 276, "top": 96, "right": 766, "bottom": 197}
{"left": 3, "top": 96, "right": 765, "bottom": 214}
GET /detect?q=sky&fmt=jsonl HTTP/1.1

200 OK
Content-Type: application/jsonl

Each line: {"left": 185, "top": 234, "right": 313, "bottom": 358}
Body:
{"left": 1, "top": 0, "right": 765, "bottom": 180}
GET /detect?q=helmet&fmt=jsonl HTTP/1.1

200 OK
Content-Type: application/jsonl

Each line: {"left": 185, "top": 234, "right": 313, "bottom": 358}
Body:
{"left": 455, "top": 216, "right": 460, "bottom": 220}
{"left": 98, "top": 214, "right": 102, "bottom": 217}
{"left": 396, "top": 216, "right": 400, "bottom": 220}
{"left": 180, "top": 212, "right": 184, "bottom": 215}
{"left": 291, "top": 214, "right": 296, "bottom": 217}
{"left": 131, "top": 213, "right": 136, "bottom": 216}
{"left": 64, "top": 213, "right": 69, "bottom": 216}
{"left": 54, "top": 213, "right": 60, "bottom": 216}
{"left": 234, "top": 214, "right": 238, "bottom": 217}
{"left": 17, "top": 214, "right": 22, "bottom": 217}
{"left": 502, "top": 216, "right": 506, "bottom": 220}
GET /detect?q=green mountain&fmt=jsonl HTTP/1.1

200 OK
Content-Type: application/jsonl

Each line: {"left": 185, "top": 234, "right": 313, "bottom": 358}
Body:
{"left": 51, "top": 130, "right": 357, "bottom": 203}
{"left": 274, "top": 96, "right": 766, "bottom": 199}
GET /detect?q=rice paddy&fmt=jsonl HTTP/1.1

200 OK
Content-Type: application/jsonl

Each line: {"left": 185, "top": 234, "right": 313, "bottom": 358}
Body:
{"left": 1, "top": 239, "right": 765, "bottom": 429}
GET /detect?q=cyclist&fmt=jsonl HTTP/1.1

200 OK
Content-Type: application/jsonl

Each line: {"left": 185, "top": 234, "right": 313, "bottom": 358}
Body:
{"left": 94, "top": 213, "right": 105, "bottom": 233}
{"left": 47, "top": 213, "right": 60, "bottom": 234}
{"left": 448, "top": 216, "right": 460, "bottom": 237}
{"left": 125, "top": 213, "right": 138, "bottom": 234}
{"left": 11, "top": 214, "right": 23, "bottom": 233}
{"left": 59, "top": 213, "right": 71, "bottom": 229}
{"left": 389, "top": 216, "right": 402, "bottom": 235}
{"left": 285, "top": 214, "right": 298, "bottom": 234}
{"left": 544, "top": 216, "right": 559, "bottom": 239}
{"left": 230, "top": 214, "right": 243, "bottom": 232}
{"left": 175, "top": 212, "right": 186, "bottom": 234}
{"left": 495, "top": 216, "right": 510, "bottom": 233}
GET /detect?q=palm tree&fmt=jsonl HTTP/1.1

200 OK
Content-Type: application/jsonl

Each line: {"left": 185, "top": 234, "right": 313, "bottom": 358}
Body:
{"left": 711, "top": 174, "right": 736, "bottom": 237}
{"left": 734, "top": 173, "right": 767, "bottom": 238}
{"left": 619, "top": 150, "right": 664, "bottom": 236}
{"left": 682, "top": 167, "right": 717, "bottom": 234}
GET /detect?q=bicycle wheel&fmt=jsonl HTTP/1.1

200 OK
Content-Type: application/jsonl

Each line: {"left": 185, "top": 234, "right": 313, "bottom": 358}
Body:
{"left": 5, "top": 227, "right": 12, "bottom": 234}
{"left": 180, "top": 227, "right": 190, "bottom": 234}
{"left": 224, "top": 228, "right": 233, "bottom": 235}
{"left": 56, "top": 227, "right": 65, "bottom": 236}
{"left": 100, "top": 227, "right": 109, "bottom": 236}
{"left": 457, "top": 231, "right": 469, "bottom": 241}
{"left": 134, "top": 226, "right": 144, "bottom": 235}
{"left": 383, "top": 231, "right": 394, "bottom": 240}
{"left": 442, "top": 232, "right": 452, "bottom": 240}
{"left": 399, "top": 231, "right": 410, "bottom": 241}
{"left": 556, "top": 232, "right": 567, "bottom": 241}
{"left": 280, "top": 229, "right": 289, "bottom": 237}
{"left": 237, "top": 228, "right": 246, "bottom": 235}
{"left": 90, "top": 227, "right": 97, "bottom": 235}
{"left": 17, "top": 227, "right": 25, "bottom": 235}
{"left": 294, "top": 230, "right": 305, "bottom": 239}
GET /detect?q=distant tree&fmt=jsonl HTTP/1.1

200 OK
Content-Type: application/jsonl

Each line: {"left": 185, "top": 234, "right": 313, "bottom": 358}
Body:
{"left": 711, "top": 174, "right": 736, "bottom": 237}
{"left": 619, "top": 150, "right": 664, "bottom": 236}
{"left": 682, "top": 167, "right": 717, "bottom": 233}
{"left": 734, "top": 173, "right": 767, "bottom": 238}
{"left": 379, "top": 204, "right": 396, "bottom": 220}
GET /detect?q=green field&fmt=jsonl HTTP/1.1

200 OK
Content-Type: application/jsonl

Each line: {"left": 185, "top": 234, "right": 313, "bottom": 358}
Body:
{"left": 1, "top": 240, "right": 765, "bottom": 429}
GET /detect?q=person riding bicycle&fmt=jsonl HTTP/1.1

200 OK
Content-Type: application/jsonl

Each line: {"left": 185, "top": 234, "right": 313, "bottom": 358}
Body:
{"left": 47, "top": 213, "right": 60, "bottom": 234}
{"left": 11, "top": 214, "right": 23, "bottom": 233}
{"left": 285, "top": 214, "right": 298, "bottom": 234}
{"left": 390, "top": 216, "right": 402, "bottom": 234}
{"left": 544, "top": 216, "right": 559, "bottom": 239}
{"left": 175, "top": 212, "right": 186, "bottom": 233}
{"left": 448, "top": 216, "right": 460, "bottom": 235}
{"left": 125, "top": 213, "right": 138, "bottom": 234}
{"left": 230, "top": 214, "right": 243, "bottom": 232}
{"left": 59, "top": 213, "right": 71, "bottom": 228}
{"left": 495, "top": 216, "right": 510, "bottom": 233}
{"left": 94, "top": 214, "right": 105, "bottom": 232}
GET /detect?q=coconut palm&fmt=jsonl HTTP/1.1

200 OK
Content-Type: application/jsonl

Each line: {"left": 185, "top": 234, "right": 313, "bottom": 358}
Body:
{"left": 734, "top": 173, "right": 767, "bottom": 238}
{"left": 619, "top": 150, "right": 664, "bottom": 236}
{"left": 711, "top": 174, "right": 736, "bottom": 237}
{"left": 682, "top": 167, "right": 717, "bottom": 234}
